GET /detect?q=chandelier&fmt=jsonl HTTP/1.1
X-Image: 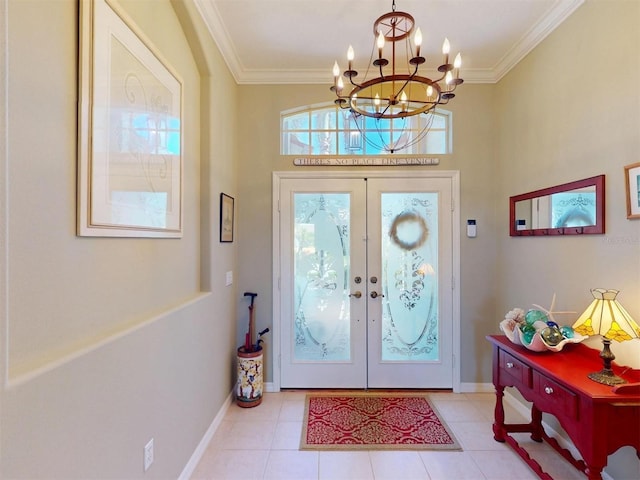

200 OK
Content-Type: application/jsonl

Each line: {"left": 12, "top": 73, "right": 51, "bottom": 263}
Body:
{"left": 331, "top": 0, "right": 463, "bottom": 153}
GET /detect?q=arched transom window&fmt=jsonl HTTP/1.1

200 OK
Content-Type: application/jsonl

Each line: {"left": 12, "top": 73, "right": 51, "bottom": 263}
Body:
{"left": 281, "top": 103, "right": 451, "bottom": 155}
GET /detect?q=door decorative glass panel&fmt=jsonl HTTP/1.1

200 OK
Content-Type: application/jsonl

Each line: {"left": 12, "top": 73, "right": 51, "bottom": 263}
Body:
{"left": 381, "top": 193, "right": 439, "bottom": 361}
{"left": 294, "top": 194, "right": 350, "bottom": 361}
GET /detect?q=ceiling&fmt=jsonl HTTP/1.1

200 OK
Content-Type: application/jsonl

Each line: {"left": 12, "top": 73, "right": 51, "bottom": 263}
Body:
{"left": 192, "top": 0, "right": 584, "bottom": 85}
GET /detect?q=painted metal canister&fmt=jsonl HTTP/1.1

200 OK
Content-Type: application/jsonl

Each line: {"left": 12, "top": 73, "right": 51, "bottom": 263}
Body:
{"left": 236, "top": 346, "right": 263, "bottom": 407}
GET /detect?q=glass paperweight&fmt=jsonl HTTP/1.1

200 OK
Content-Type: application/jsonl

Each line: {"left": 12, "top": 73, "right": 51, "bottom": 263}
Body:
{"left": 525, "top": 309, "right": 547, "bottom": 326}
{"left": 560, "top": 325, "right": 574, "bottom": 339}
{"left": 521, "top": 324, "right": 537, "bottom": 344}
{"left": 541, "top": 326, "right": 564, "bottom": 346}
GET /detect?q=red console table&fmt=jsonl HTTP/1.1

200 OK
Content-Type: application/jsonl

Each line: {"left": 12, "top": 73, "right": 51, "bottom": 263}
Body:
{"left": 487, "top": 335, "right": 640, "bottom": 480}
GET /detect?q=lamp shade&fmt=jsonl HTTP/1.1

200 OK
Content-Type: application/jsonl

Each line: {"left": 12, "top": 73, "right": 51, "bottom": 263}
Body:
{"left": 572, "top": 289, "right": 640, "bottom": 342}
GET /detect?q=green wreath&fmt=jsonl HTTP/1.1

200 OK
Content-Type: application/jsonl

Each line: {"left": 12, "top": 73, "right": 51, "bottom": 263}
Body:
{"left": 389, "top": 211, "right": 429, "bottom": 251}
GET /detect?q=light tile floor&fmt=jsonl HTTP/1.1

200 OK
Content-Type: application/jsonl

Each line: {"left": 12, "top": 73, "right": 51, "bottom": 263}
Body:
{"left": 191, "top": 391, "right": 585, "bottom": 480}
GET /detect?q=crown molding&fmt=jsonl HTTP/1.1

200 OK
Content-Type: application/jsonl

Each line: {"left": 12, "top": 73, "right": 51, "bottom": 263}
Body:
{"left": 232, "top": 67, "right": 498, "bottom": 85}
{"left": 195, "top": 0, "right": 585, "bottom": 86}
{"left": 492, "top": 0, "right": 585, "bottom": 82}
{"left": 193, "top": 0, "right": 242, "bottom": 83}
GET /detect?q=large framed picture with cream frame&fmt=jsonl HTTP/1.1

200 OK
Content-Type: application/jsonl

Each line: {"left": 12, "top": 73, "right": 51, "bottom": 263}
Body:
{"left": 77, "top": 0, "right": 183, "bottom": 237}
{"left": 625, "top": 162, "right": 640, "bottom": 219}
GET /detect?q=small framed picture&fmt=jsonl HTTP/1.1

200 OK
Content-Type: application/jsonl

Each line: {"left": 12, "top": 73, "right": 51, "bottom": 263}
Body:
{"left": 220, "top": 193, "right": 235, "bottom": 242}
{"left": 624, "top": 162, "right": 640, "bottom": 219}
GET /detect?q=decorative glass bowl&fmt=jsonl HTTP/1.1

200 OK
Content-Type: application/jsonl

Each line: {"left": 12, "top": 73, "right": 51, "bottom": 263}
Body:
{"left": 499, "top": 319, "right": 586, "bottom": 352}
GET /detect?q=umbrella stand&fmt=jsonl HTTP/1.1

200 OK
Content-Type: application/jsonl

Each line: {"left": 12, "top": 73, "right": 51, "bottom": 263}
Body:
{"left": 236, "top": 292, "right": 269, "bottom": 408}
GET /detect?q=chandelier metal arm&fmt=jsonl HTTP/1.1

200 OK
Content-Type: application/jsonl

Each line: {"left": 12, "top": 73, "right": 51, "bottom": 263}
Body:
{"left": 377, "top": 102, "right": 393, "bottom": 118}
{"left": 393, "top": 61, "right": 421, "bottom": 99}
{"left": 344, "top": 60, "right": 419, "bottom": 103}
{"left": 432, "top": 70, "right": 449, "bottom": 84}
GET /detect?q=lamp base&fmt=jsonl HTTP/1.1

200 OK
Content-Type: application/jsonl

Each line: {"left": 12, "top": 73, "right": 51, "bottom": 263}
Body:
{"left": 587, "top": 369, "right": 627, "bottom": 386}
{"left": 587, "top": 337, "right": 628, "bottom": 386}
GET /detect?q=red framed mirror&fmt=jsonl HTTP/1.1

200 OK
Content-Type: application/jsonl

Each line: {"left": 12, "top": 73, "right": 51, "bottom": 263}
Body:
{"left": 509, "top": 175, "right": 605, "bottom": 236}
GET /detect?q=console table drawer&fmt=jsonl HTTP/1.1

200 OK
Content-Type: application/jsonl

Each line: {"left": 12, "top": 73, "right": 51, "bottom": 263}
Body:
{"left": 499, "top": 350, "right": 532, "bottom": 388}
{"left": 533, "top": 371, "right": 578, "bottom": 420}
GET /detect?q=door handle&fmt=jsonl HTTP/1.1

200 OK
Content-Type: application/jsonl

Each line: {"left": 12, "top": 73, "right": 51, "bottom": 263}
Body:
{"left": 349, "top": 291, "right": 362, "bottom": 299}
{"left": 370, "top": 291, "right": 385, "bottom": 299}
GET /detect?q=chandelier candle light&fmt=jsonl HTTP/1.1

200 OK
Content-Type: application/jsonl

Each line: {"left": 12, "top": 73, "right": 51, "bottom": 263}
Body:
{"left": 572, "top": 289, "right": 640, "bottom": 386}
{"left": 331, "top": 0, "right": 463, "bottom": 153}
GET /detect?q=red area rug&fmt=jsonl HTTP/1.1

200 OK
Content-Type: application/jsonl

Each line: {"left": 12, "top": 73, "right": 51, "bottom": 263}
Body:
{"left": 300, "top": 392, "right": 461, "bottom": 450}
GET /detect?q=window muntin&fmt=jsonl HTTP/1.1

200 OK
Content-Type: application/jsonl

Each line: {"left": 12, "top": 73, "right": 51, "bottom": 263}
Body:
{"left": 281, "top": 103, "right": 451, "bottom": 155}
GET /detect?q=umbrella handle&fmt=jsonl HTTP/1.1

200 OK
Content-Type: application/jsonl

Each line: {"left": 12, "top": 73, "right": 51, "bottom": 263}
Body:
{"left": 243, "top": 291, "right": 258, "bottom": 308}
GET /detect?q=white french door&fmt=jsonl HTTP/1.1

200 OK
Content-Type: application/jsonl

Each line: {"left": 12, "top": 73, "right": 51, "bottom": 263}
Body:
{"left": 275, "top": 172, "right": 458, "bottom": 389}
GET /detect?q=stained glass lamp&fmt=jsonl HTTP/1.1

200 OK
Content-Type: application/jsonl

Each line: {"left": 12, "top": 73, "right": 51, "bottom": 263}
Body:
{"left": 572, "top": 289, "right": 640, "bottom": 386}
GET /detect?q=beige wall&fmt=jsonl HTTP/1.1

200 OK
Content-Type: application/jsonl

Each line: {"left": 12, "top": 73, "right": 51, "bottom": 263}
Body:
{"left": 1, "top": 0, "right": 239, "bottom": 477}
{"left": 494, "top": 3, "right": 640, "bottom": 477}
{"left": 495, "top": 0, "right": 640, "bottom": 367}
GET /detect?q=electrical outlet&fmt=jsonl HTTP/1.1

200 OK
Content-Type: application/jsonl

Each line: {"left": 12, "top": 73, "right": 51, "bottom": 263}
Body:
{"left": 144, "top": 438, "right": 154, "bottom": 472}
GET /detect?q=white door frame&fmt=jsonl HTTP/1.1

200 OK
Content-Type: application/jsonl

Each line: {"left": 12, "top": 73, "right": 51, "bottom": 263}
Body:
{"left": 272, "top": 170, "right": 461, "bottom": 392}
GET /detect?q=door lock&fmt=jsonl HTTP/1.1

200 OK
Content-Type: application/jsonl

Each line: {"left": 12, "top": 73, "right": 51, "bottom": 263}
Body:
{"left": 354, "top": 276, "right": 362, "bottom": 284}
{"left": 370, "top": 291, "right": 385, "bottom": 299}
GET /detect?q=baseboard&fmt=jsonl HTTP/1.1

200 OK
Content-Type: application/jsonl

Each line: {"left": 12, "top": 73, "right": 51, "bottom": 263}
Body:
{"left": 265, "top": 381, "right": 277, "bottom": 392}
{"left": 178, "top": 390, "right": 233, "bottom": 480}
{"left": 458, "top": 382, "right": 495, "bottom": 393}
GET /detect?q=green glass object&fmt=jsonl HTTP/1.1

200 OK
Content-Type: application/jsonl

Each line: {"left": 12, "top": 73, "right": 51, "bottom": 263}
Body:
{"left": 521, "top": 324, "right": 536, "bottom": 344}
{"left": 525, "top": 309, "right": 547, "bottom": 326}
{"left": 560, "top": 325, "right": 574, "bottom": 339}
{"left": 542, "top": 326, "right": 563, "bottom": 346}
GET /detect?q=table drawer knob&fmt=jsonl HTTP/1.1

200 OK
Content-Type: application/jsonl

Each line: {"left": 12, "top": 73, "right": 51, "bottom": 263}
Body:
{"left": 506, "top": 362, "right": 514, "bottom": 368}
{"left": 544, "top": 386, "right": 554, "bottom": 394}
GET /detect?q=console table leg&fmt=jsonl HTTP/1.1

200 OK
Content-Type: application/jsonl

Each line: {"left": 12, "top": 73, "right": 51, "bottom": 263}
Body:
{"left": 585, "top": 465, "right": 603, "bottom": 480}
{"left": 530, "top": 405, "right": 543, "bottom": 442}
{"left": 493, "top": 385, "right": 506, "bottom": 442}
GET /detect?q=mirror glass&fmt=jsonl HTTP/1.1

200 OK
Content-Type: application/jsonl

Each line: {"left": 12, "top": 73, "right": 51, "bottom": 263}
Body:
{"left": 510, "top": 175, "right": 605, "bottom": 236}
